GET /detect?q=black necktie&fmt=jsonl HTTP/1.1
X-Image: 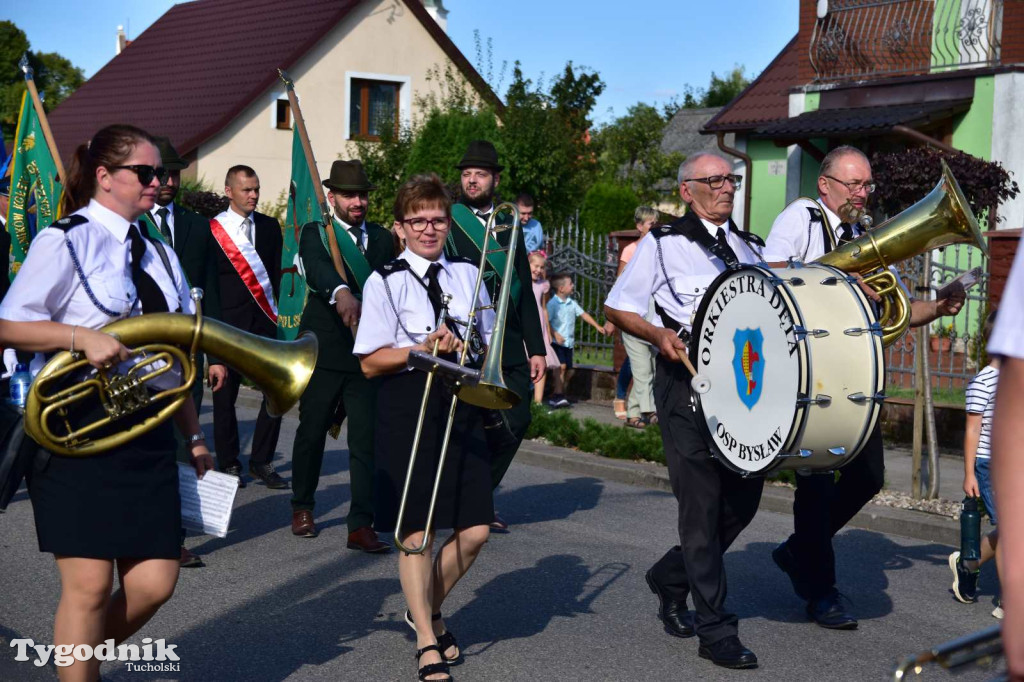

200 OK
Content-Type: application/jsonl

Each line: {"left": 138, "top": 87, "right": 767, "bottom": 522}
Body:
{"left": 128, "top": 225, "right": 169, "bottom": 313}
{"left": 837, "top": 222, "right": 856, "bottom": 244}
{"left": 156, "top": 207, "right": 172, "bottom": 247}
{"left": 716, "top": 228, "right": 730, "bottom": 250}
{"left": 475, "top": 210, "right": 491, "bottom": 223}
{"left": 348, "top": 225, "right": 365, "bottom": 254}
{"left": 424, "top": 262, "right": 445, "bottom": 321}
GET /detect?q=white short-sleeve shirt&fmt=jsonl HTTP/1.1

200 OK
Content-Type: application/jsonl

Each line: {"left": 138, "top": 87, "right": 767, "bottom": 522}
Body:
{"left": 604, "top": 218, "right": 761, "bottom": 337}
{"left": 764, "top": 197, "right": 848, "bottom": 263}
{"left": 989, "top": 243, "right": 1024, "bottom": 358}
{"left": 353, "top": 249, "right": 494, "bottom": 359}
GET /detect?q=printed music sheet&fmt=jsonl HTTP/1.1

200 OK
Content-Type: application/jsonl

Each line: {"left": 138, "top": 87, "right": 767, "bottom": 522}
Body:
{"left": 177, "top": 463, "right": 239, "bottom": 538}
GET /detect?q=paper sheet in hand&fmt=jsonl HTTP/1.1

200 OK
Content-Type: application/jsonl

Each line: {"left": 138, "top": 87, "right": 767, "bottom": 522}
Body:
{"left": 936, "top": 266, "right": 981, "bottom": 299}
{"left": 178, "top": 463, "right": 238, "bottom": 538}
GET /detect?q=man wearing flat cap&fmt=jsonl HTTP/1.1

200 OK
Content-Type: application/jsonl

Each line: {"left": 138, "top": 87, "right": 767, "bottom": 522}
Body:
{"left": 447, "top": 140, "right": 547, "bottom": 532}
{"left": 140, "top": 136, "right": 225, "bottom": 568}
{"left": 289, "top": 160, "right": 394, "bottom": 551}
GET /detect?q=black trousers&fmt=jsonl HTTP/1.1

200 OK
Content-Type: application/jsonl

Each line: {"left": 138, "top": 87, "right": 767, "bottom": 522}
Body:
{"left": 290, "top": 366, "right": 376, "bottom": 532}
{"left": 786, "top": 423, "right": 885, "bottom": 600}
{"left": 648, "top": 355, "right": 764, "bottom": 645}
{"left": 212, "top": 366, "right": 282, "bottom": 469}
{"left": 488, "top": 362, "right": 532, "bottom": 489}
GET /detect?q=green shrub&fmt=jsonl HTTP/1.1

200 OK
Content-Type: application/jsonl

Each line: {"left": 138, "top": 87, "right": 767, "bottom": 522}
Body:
{"left": 579, "top": 181, "right": 640, "bottom": 235}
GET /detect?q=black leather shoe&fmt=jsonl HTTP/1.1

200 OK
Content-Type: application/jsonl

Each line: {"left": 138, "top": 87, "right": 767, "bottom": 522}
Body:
{"left": 807, "top": 590, "right": 858, "bottom": 630}
{"left": 772, "top": 541, "right": 810, "bottom": 601}
{"left": 645, "top": 568, "right": 694, "bottom": 638}
{"left": 698, "top": 635, "right": 758, "bottom": 669}
{"left": 249, "top": 463, "right": 289, "bottom": 489}
{"left": 222, "top": 463, "right": 246, "bottom": 489}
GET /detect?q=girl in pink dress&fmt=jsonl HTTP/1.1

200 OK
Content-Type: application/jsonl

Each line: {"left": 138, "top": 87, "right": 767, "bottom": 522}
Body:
{"left": 530, "top": 251, "right": 560, "bottom": 403}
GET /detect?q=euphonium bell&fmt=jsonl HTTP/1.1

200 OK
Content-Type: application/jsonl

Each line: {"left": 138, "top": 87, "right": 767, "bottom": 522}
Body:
{"left": 819, "top": 160, "right": 989, "bottom": 346}
{"left": 24, "top": 290, "right": 318, "bottom": 456}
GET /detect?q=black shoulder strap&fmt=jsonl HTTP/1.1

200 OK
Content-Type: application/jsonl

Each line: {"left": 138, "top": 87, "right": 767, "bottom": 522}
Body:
{"left": 51, "top": 214, "right": 88, "bottom": 232}
{"left": 661, "top": 217, "right": 740, "bottom": 268}
{"left": 736, "top": 231, "right": 765, "bottom": 249}
{"left": 146, "top": 235, "right": 176, "bottom": 282}
{"left": 805, "top": 203, "right": 836, "bottom": 254}
{"left": 447, "top": 255, "right": 477, "bottom": 266}
{"left": 378, "top": 258, "right": 411, "bottom": 279}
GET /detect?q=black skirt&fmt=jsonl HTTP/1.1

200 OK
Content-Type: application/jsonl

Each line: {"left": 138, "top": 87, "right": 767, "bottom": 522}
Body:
{"left": 27, "top": 420, "right": 180, "bottom": 560}
{"left": 374, "top": 369, "right": 493, "bottom": 534}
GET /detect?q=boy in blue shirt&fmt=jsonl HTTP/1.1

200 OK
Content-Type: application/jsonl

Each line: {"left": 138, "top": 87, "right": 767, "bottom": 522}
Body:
{"left": 546, "top": 272, "right": 606, "bottom": 407}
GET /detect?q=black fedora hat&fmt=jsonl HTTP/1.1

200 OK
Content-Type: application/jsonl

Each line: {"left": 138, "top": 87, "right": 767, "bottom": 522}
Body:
{"left": 153, "top": 136, "right": 188, "bottom": 170}
{"left": 323, "top": 160, "right": 376, "bottom": 192}
{"left": 454, "top": 139, "right": 503, "bottom": 172}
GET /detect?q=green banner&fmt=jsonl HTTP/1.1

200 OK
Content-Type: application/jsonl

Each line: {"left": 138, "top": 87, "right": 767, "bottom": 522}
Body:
{"left": 278, "top": 128, "right": 316, "bottom": 340}
{"left": 6, "top": 91, "right": 63, "bottom": 279}
{"left": 450, "top": 203, "right": 521, "bottom": 302}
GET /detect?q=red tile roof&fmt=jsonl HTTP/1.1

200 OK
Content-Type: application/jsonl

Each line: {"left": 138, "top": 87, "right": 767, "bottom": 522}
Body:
{"left": 702, "top": 36, "right": 800, "bottom": 133}
{"left": 48, "top": 0, "right": 500, "bottom": 163}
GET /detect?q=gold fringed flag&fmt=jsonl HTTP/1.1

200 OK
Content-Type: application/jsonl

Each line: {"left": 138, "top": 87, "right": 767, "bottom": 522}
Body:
{"left": 277, "top": 126, "right": 316, "bottom": 341}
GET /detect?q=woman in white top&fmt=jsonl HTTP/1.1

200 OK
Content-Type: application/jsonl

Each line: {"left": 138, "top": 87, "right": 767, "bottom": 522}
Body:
{"left": 0, "top": 124, "right": 213, "bottom": 682}
{"left": 354, "top": 173, "right": 494, "bottom": 682}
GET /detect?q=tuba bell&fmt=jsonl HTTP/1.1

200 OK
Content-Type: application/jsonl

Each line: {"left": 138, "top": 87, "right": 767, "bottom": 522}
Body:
{"left": 24, "top": 290, "right": 318, "bottom": 456}
{"left": 818, "top": 160, "right": 989, "bottom": 346}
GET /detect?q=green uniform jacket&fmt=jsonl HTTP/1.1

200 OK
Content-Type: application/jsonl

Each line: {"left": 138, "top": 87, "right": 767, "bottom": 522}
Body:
{"left": 444, "top": 207, "right": 545, "bottom": 367}
{"left": 140, "top": 204, "right": 222, "bottom": 320}
{"left": 298, "top": 221, "right": 394, "bottom": 372}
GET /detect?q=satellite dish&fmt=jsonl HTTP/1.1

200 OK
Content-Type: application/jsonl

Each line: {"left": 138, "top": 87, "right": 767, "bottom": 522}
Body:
{"left": 817, "top": 0, "right": 829, "bottom": 18}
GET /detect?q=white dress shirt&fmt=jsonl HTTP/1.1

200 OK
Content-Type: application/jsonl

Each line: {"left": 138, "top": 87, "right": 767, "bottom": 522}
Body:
{"left": 148, "top": 200, "right": 177, "bottom": 245}
{"left": 763, "top": 197, "right": 853, "bottom": 263}
{"left": 604, "top": 218, "right": 761, "bottom": 337}
{"left": 353, "top": 248, "right": 494, "bottom": 358}
{"left": 215, "top": 206, "right": 255, "bottom": 244}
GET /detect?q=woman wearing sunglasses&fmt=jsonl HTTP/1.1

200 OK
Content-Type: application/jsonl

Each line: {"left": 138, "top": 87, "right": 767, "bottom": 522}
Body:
{"left": 0, "top": 124, "right": 213, "bottom": 682}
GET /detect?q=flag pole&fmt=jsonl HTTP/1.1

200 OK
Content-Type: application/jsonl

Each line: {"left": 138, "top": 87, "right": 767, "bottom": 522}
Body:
{"left": 277, "top": 69, "right": 349, "bottom": 287}
{"left": 19, "top": 54, "right": 65, "bottom": 183}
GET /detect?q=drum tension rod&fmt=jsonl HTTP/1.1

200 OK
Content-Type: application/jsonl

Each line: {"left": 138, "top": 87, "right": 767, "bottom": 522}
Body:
{"left": 844, "top": 322, "right": 883, "bottom": 337}
{"left": 795, "top": 326, "right": 829, "bottom": 339}
{"left": 848, "top": 391, "right": 886, "bottom": 405}
{"left": 797, "top": 393, "right": 832, "bottom": 407}
{"left": 828, "top": 447, "right": 846, "bottom": 456}
{"left": 769, "top": 276, "right": 806, "bottom": 286}
{"left": 777, "top": 450, "right": 813, "bottom": 459}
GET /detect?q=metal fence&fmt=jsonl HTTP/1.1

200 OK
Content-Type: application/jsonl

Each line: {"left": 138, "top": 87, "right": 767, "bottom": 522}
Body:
{"left": 546, "top": 219, "right": 988, "bottom": 394}
{"left": 809, "top": 0, "right": 1003, "bottom": 82}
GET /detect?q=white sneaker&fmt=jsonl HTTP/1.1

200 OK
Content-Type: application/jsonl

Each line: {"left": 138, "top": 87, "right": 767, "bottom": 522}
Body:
{"left": 993, "top": 603, "right": 1004, "bottom": 619}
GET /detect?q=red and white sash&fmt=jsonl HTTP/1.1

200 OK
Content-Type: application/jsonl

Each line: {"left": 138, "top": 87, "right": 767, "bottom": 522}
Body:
{"left": 210, "top": 216, "right": 278, "bottom": 323}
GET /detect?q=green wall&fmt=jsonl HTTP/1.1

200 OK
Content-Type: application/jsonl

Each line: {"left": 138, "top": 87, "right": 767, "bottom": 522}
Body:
{"left": 952, "top": 75, "right": 994, "bottom": 160}
{"left": 747, "top": 138, "right": 789, "bottom": 238}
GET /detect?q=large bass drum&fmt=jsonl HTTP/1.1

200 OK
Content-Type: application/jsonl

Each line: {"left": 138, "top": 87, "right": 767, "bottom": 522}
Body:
{"left": 689, "top": 263, "right": 884, "bottom": 475}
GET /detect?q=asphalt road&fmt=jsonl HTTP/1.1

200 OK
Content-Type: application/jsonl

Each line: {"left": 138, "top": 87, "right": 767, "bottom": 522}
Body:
{"left": 0, "top": 400, "right": 1005, "bottom": 681}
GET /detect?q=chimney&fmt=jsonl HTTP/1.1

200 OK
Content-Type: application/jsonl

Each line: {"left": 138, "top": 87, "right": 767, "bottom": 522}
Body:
{"left": 116, "top": 26, "right": 127, "bottom": 55}
{"left": 421, "top": 0, "right": 449, "bottom": 32}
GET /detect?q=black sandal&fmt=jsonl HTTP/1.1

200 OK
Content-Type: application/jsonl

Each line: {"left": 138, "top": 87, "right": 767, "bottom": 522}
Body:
{"left": 415, "top": 644, "right": 452, "bottom": 681}
{"left": 436, "top": 630, "right": 464, "bottom": 665}
{"left": 405, "top": 610, "right": 443, "bottom": 630}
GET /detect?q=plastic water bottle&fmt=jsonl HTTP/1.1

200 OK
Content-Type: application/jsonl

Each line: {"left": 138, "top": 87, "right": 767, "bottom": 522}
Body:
{"left": 9, "top": 363, "right": 32, "bottom": 411}
{"left": 960, "top": 496, "right": 982, "bottom": 563}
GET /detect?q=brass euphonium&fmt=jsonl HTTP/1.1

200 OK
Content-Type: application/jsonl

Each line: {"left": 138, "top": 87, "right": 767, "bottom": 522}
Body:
{"left": 24, "top": 289, "right": 318, "bottom": 456}
{"left": 819, "top": 160, "right": 989, "bottom": 346}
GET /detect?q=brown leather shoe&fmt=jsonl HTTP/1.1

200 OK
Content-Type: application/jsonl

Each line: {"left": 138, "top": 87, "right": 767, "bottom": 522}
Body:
{"left": 347, "top": 526, "right": 390, "bottom": 553}
{"left": 179, "top": 545, "right": 204, "bottom": 568}
{"left": 291, "top": 510, "right": 317, "bottom": 538}
{"left": 489, "top": 511, "right": 510, "bottom": 532}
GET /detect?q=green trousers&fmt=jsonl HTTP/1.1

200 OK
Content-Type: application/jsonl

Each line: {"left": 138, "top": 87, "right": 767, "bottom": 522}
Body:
{"left": 290, "top": 366, "right": 377, "bottom": 532}
{"left": 489, "top": 362, "right": 533, "bottom": 489}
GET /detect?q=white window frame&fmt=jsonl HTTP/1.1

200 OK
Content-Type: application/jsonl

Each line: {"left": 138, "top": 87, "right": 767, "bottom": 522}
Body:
{"left": 268, "top": 91, "right": 293, "bottom": 130}
{"left": 343, "top": 71, "right": 412, "bottom": 141}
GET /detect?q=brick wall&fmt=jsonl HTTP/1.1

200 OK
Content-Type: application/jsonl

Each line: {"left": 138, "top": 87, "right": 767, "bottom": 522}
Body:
{"left": 1001, "top": 0, "right": 1024, "bottom": 64}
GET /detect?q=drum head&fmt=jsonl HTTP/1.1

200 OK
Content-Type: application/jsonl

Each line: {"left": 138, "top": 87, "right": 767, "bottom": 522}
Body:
{"left": 690, "top": 266, "right": 806, "bottom": 474}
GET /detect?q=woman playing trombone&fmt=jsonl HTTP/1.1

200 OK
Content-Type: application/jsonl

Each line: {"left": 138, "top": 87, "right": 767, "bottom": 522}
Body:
{"left": 354, "top": 173, "right": 495, "bottom": 682}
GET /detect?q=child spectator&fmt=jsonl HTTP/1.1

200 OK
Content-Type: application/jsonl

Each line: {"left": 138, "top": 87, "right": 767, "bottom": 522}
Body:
{"left": 546, "top": 272, "right": 606, "bottom": 407}
{"left": 950, "top": 310, "right": 1002, "bottom": 618}
{"left": 529, "top": 252, "right": 561, "bottom": 403}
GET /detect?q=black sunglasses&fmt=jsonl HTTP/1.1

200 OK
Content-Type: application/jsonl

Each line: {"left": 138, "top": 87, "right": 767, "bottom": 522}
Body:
{"left": 110, "top": 164, "right": 168, "bottom": 186}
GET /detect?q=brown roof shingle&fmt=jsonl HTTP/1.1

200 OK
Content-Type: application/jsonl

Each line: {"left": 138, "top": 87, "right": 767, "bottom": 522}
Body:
{"left": 702, "top": 35, "right": 799, "bottom": 133}
{"left": 48, "top": 0, "right": 500, "bottom": 163}
{"left": 755, "top": 98, "right": 972, "bottom": 138}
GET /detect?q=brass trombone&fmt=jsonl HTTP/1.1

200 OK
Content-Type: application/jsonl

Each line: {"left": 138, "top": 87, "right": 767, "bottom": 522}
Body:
{"left": 394, "top": 203, "right": 523, "bottom": 554}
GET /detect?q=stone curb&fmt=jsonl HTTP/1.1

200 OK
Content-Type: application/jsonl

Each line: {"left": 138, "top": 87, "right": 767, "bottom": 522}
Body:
{"left": 215, "top": 389, "right": 959, "bottom": 547}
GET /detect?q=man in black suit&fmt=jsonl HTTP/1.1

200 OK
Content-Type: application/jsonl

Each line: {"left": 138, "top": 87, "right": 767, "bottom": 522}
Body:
{"left": 209, "top": 165, "right": 286, "bottom": 490}
{"left": 141, "top": 137, "right": 227, "bottom": 567}
{"left": 288, "top": 160, "right": 393, "bottom": 551}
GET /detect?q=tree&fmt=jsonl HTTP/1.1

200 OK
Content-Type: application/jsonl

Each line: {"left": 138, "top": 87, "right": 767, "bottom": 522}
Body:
{"left": 594, "top": 102, "right": 684, "bottom": 205}
{"left": 579, "top": 181, "right": 640, "bottom": 235}
{"left": 680, "top": 65, "right": 750, "bottom": 109}
{"left": 0, "top": 21, "right": 85, "bottom": 138}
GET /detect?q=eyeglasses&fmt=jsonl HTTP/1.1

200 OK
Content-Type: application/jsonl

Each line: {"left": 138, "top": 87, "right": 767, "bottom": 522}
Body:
{"left": 824, "top": 175, "right": 875, "bottom": 194}
{"left": 110, "top": 165, "right": 169, "bottom": 186}
{"left": 684, "top": 174, "right": 743, "bottom": 190}
{"left": 401, "top": 217, "right": 451, "bottom": 232}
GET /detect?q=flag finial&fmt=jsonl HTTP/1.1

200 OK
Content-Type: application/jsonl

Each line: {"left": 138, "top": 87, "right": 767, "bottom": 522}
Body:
{"left": 18, "top": 54, "right": 32, "bottom": 79}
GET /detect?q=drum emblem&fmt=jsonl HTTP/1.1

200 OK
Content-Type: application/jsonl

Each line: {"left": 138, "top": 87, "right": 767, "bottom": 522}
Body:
{"left": 732, "top": 329, "right": 764, "bottom": 410}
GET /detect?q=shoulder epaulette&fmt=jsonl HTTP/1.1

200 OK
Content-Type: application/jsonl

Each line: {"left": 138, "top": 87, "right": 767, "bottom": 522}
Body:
{"left": 51, "top": 214, "right": 88, "bottom": 232}
{"left": 651, "top": 223, "right": 681, "bottom": 239}
{"left": 447, "top": 255, "right": 477, "bottom": 265}
{"left": 378, "top": 258, "right": 411, "bottom": 278}
{"left": 806, "top": 206, "right": 824, "bottom": 224}
{"left": 736, "top": 231, "right": 766, "bottom": 248}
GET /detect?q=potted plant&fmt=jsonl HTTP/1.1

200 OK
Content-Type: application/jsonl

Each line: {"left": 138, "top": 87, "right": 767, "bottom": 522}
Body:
{"left": 930, "top": 323, "right": 953, "bottom": 353}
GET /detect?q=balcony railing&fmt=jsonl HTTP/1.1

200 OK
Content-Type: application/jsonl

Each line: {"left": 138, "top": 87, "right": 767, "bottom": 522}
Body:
{"left": 809, "top": 0, "right": 1003, "bottom": 82}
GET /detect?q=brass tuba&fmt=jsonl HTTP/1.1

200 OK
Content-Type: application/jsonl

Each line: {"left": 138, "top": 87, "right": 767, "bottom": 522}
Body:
{"left": 24, "top": 290, "right": 318, "bottom": 456}
{"left": 819, "top": 160, "right": 989, "bottom": 346}
{"left": 892, "top": 624, "right": 1004, "bottom": 680}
